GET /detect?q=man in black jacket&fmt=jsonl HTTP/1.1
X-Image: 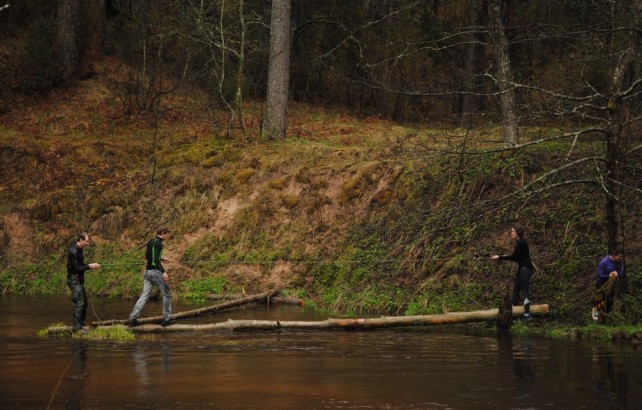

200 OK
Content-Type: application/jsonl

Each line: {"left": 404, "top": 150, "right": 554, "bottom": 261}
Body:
{"left": 66, "top": 232, "right": 101, "bottom": 334}
{"left": 128, "top": 226, "right": 173, "bottom": 327}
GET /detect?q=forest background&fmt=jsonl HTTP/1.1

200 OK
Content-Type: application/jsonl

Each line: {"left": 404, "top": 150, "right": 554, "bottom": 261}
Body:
{"left": 0, "top": 0, "right": 640, "bottom": 327}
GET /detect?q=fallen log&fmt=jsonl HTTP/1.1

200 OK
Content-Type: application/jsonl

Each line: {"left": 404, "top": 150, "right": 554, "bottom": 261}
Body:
{"left": 46, "top": 304, "right": 549, "bottom": 336}
{"left": 207, "top": 294, "right": 304, "bottom": 306}
{"left": 90, "top": 289, "right": 280, "bottom": 327}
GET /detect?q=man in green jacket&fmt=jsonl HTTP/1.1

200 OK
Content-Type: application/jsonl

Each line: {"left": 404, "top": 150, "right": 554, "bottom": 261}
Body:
{"left": 128, "top": 226, "right": 174, "bottom": 327}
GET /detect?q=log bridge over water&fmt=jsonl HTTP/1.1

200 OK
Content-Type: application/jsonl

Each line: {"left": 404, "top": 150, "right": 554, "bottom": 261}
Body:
{"left": 44, "top": 289, "right": 550, "bottom": 336}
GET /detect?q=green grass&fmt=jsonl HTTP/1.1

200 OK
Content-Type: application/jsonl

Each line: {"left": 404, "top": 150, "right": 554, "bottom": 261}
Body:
{"left": 179, "top": 276, "right": 226, "bottom": 301}
{"left": 38, "top": 324, "right": 136, "bottom": 341}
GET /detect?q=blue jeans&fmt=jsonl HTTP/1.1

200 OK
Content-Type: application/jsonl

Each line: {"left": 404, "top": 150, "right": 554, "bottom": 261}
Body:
{"left": 129, "top": 269, "right": 172, "bottom": 322}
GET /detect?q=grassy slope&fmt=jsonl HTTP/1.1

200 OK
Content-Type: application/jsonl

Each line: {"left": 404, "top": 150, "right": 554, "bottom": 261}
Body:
{"left": 0, "top": 70, "right": 640, "bottom": 327}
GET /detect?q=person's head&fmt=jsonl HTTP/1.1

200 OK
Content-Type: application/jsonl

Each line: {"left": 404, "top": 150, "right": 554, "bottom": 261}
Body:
{"left": 510, "top": 226, "right": 525, "bottom": 241}
{"left": 76, "top": 232, "right": 91, "bottom": 248}
{"left": 156, "top": 226, "right": 171, "bottom": 239}
{"left": 609, "top": 246, "right": 624, "bottom": 262}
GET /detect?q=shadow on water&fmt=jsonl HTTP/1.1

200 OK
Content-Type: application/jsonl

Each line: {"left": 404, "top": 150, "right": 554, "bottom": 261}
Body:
{"left": 1, "top": 295, "right": 642, "bottom": 409}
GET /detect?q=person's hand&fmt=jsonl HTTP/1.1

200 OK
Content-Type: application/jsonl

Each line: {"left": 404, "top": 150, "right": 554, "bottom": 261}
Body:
{"left": 491, "top": 255, "right": 499, "bottom": 260}
{"left": 163, "top": 272, "right": 169, "bottom": 282}
{"left": 89, "top": 263, "right": 101, "bottom": 270}
{"left": 609, "top": 271, "right": 618, "bottom": 277}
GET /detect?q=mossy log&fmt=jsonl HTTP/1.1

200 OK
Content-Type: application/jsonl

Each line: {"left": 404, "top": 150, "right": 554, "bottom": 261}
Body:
{"left": 90, "top": 289, "right": 280, "bottom": 327}
{"left": 46, "top": 304, "right": 549, "bottom": 336}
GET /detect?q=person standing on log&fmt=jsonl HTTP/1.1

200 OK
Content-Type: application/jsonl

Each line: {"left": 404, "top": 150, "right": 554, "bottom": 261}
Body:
{"left": 66, "top": 232, "right": 101, "bottom": 334}
{"left": 128, "top": 226, "right": 174, "bottom": 327}
{"left": 592, "top": 247, "right": 625, "bottom": 322}
{"left": 491, "top": 226, "right": 534, "bottom": 323}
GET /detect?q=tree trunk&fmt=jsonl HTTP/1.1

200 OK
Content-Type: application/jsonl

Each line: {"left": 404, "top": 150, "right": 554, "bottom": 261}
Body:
{"left": 488, "top": 0, "right": 518, "bottom": 146}
{"left": 90, "top": 289, "right": 280, "bottom": 327}
{"left": 260, "top": 0, "right": 291, "bottom": 140}
{"left": 461, "top": 0, "right": 483, "bottom": 127}
{"left": 605, "top": 2, "right": 640, "bottom": 252}
{"left": 495, "top": 290, "right": 513, "bottom": 330}
{"left": 235, "top": 0, "right": 247, "bottom": 132}
{"left": 56, "top": 0, "right": 81, "bottom": 76}
{"left": 47, "top": 304, "right": 549, "bottom": 335}
{"left": 604, "top": 0, "right": 641, "bottom": 294}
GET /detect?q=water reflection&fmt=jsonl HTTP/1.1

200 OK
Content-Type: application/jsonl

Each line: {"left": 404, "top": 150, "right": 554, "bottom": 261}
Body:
{"left": 132, "top": 345, "right": 149, "bottom": 388}
{"left": 59, "top": 342, "right": 88, "bottom": 410}
{"left": 131, "top": 341, "right": 172, "bottom": 404}
{"left": 592, "top": 347, "right": 629, "bottom": 410}
{"left": 511, "top": 337, "right": 534, "bottom": 381}
{"left": 161, "top": 341, "right": 171, "bottom": 372}
{"left": 496, "top": 333, "right": 535, "bottom": 381}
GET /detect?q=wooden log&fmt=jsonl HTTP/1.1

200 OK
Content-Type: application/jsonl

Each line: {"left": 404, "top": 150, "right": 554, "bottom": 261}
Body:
{"left": 45, "top": 304, "right": 549, "bottom": 336}
{"left": 90, "top": 289, "right": 280, "bottom": 327}
{"left": 269, "top": 296, "right": 304, "bottom": 306}
{"left": 207, "top": 294, "right": 304, "bottom": 306}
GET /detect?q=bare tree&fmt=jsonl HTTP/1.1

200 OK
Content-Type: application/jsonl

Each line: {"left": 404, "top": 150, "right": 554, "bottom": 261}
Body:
{"left": 261, "top": 0, "right": 291, "bottom": 141}
{"left": 177, "top": 0, "right": 261, "bottom": 138}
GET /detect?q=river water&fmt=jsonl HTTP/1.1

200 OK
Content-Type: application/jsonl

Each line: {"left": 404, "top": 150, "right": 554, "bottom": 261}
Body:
{"left": 1, "top": 295, "right": 641, "bottom": 409}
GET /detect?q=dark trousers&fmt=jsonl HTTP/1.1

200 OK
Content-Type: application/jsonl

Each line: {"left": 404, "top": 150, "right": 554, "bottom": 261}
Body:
{"left": 67, "top": 277, "right": 87, "bottom": 331}
{"left": 512, "top": 267, "right": 532, "bottom": 314}
{"left": 595, "top": 281, "right": 616, "bottom": 314}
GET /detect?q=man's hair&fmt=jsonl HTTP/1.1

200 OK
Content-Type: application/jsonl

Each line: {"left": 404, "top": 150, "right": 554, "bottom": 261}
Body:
{"left": 77, "top": 232, "right": 89, "bottom": 242}
{"left": 610, "top": 246, "right": 624, "bottom": 257}
{"left": 157, "top": 226, "right": 170, "bottom": 235}
{"left": 513, "top": 226, "right": 526, "bottom": 239}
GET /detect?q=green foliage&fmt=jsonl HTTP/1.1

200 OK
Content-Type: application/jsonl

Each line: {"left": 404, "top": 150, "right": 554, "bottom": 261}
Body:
{"left": 510, "top": 322, "right": 532, "bottom": 335}
{"left": 280, "top": 288, "right": 306, "bottom": 299}
{"left": 549, "top": 323, "right": 642, "bottom": 341}
{"left": 179, "top": 276, "right": 226, "bottom": 301}
{"left": 339, "top": 163, "right": 382, "bottom": 204}
{"left": 268, "top": 175, "right": 290, "bottom": 190}
{"left": 0, "top": 255, "right": 64, "bottom": 295}
{"left": 405, "top": 278, "right": 490, "bottom": 315}
{"left": 235, "top": 168, "right": 257, "bottom": 184}
{"left": 280, "top": 193, "right": 299, "bottom": 209}
{"left": 37, "top": 322, "right": 65, "bottom": 338}
{"left": 38, "top": 324, "right": 135, "bottom": 341}
{"left": 316, "top": 280, "right": 409, "bottom": 315}
{"left": 75, "top": 325, "right": 136, "bottom": 341}
{"left": 79, "top": 244, "right": 144, "bottom": 299}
